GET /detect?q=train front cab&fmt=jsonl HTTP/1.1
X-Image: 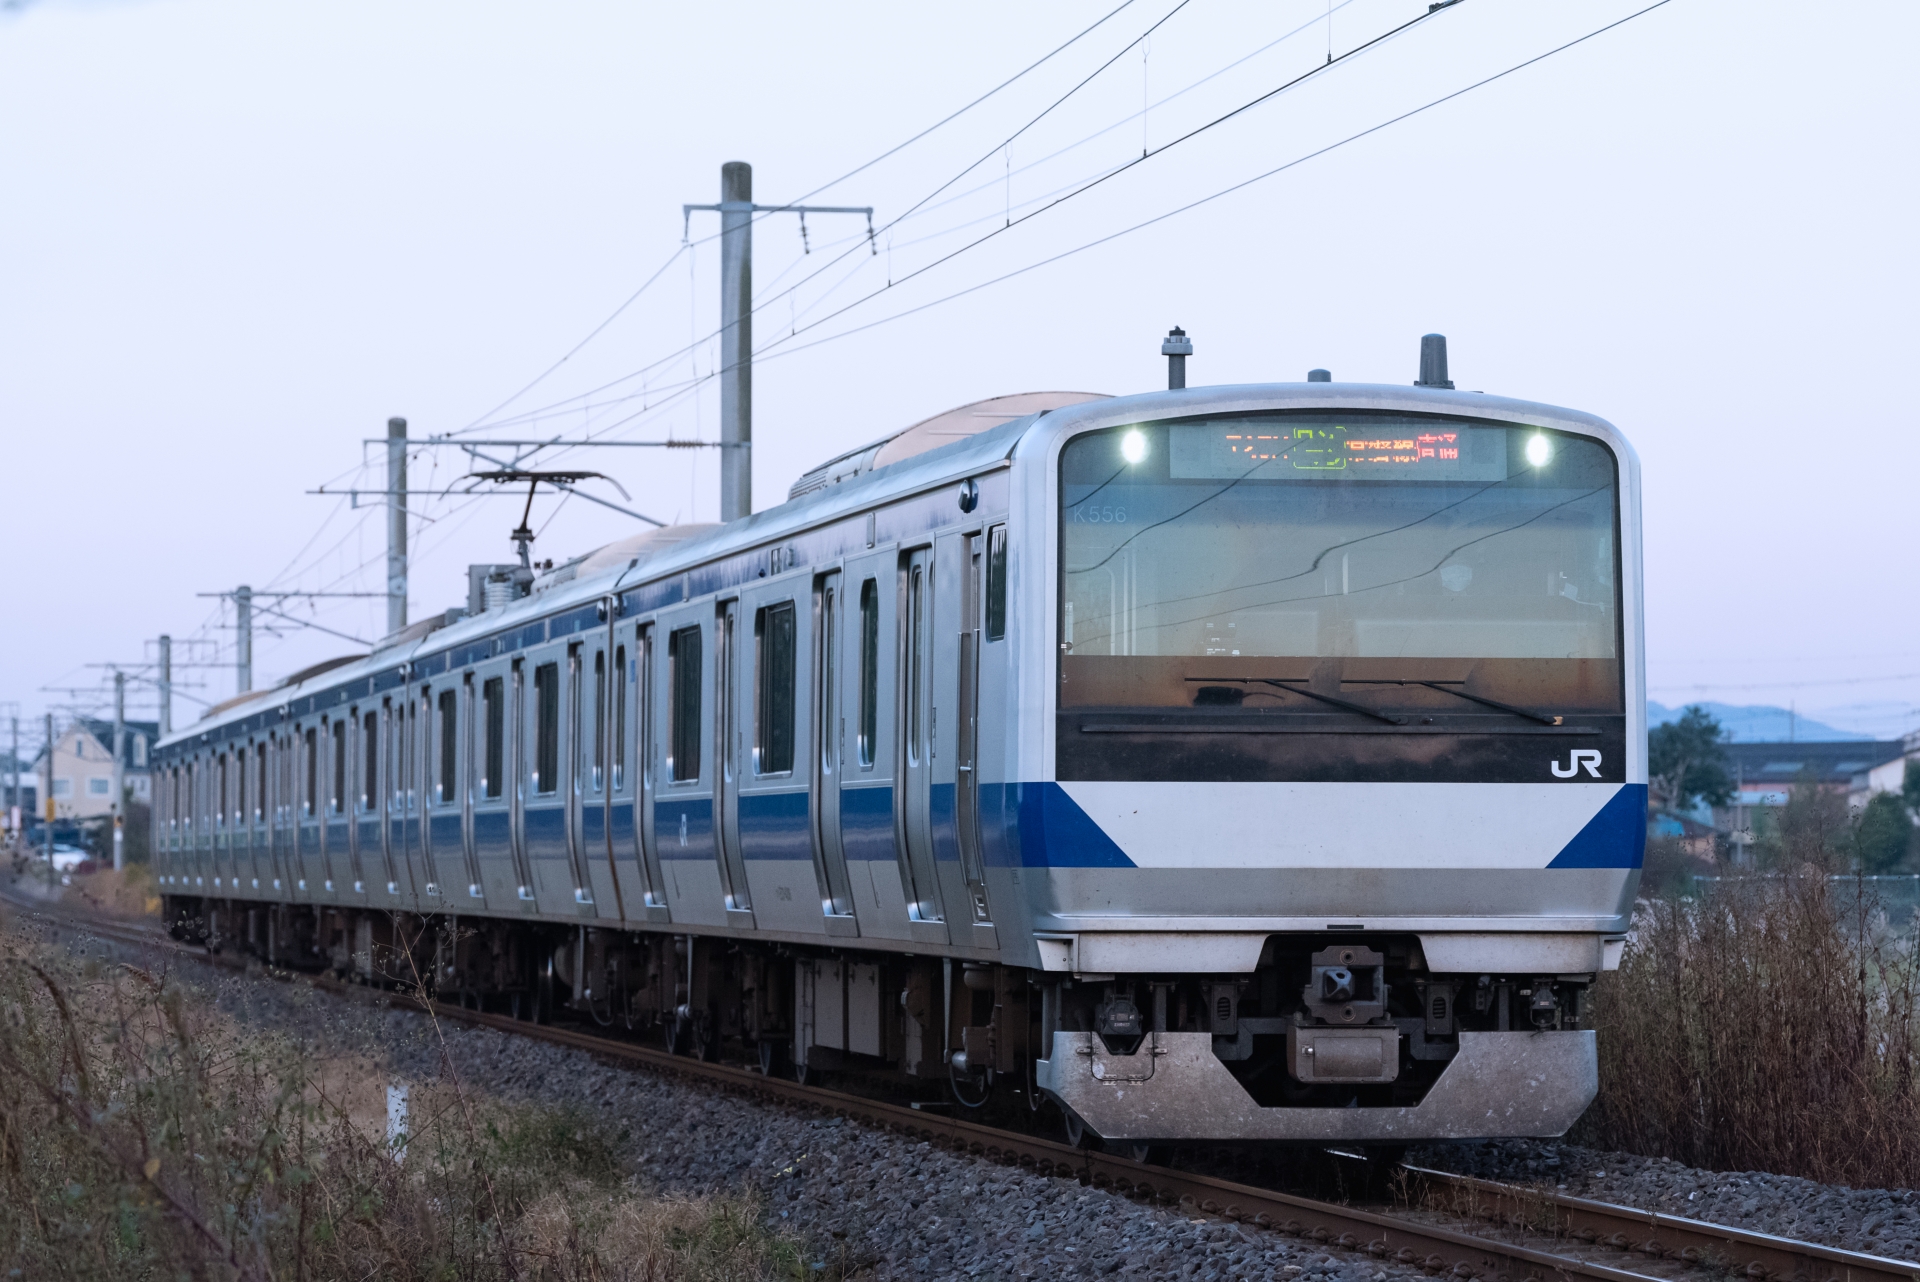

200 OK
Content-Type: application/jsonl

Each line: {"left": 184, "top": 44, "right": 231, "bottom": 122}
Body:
{"left": 1015, "top": 385, "right": 1643, "bottom": 1145}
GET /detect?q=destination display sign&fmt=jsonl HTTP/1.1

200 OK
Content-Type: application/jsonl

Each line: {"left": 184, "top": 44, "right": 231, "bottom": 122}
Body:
{"left": 1168, "top": 417, "right": 1509, "bottom": 481}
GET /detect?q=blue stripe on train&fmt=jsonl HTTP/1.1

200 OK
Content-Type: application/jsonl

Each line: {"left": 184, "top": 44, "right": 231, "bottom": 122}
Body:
{"left": 1009, "top": 782, "right": 1136, "bottom": 870}
{"left": 740, "top": 790, "right": 813, "bottom": 860}
{"left": 655, "top": 795, "right": 715, "bottom": 859}
{"left": 1546, "top": 784, "right": 1648, "bottom": 869}
{"left": 840, "top": 784, "right": 896, "bottom": 861}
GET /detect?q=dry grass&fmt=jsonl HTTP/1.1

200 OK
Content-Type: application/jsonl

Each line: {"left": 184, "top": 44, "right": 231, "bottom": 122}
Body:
{"left": 61, "top": 865, "right": 163, "bottom": 920}
{"left": 0, "top": 917, "right": 821, "bottom": 1281}
{"left": 1581, "top": 865, "right": 1920, "bottom": 1187}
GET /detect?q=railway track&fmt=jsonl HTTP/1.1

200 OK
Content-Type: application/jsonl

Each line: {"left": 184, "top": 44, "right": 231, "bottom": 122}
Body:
{"left": 6, "top": 882, "right": 1915, "bottom": 1282}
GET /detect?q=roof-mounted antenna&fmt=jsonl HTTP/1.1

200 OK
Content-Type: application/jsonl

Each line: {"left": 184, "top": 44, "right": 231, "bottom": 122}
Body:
{"left": 1307, "top": 368, "right": 1331, "bottom": 383}
{"left": 1162, "top": 326, "right": 1192, "bottom": 390}
{"left": 466, "top": 469, "right": 631, "bottom": 570}
{"left": 1414, "top": 333, "right": 1455, "bottom": 389}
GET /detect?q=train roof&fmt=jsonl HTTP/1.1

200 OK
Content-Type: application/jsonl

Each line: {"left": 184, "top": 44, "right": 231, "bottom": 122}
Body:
{"left": 158, "top": 380, "right": 1629, "bottom": 753}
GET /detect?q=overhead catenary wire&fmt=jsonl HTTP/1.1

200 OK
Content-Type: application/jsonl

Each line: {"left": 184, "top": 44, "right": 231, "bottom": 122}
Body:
{"left": 452, "top": 1, "right": 1146, "bottom": 440}
{"left": 750, "top": 0, "right": 1680, "bottom": 369}
{"left": 476, "top": 0, "right": 1437, "bottom": 436}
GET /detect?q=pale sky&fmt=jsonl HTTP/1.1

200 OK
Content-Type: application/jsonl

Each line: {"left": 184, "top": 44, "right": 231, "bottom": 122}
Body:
{"left": 4, "top": 0, "right": 1916, "bottom": 742}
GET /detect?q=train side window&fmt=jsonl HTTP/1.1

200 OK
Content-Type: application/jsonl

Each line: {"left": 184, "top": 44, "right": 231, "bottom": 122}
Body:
{"left": 438, "top": 690, "right": 457, "bottom": 804}
{"left": 592, "top": 649, "right": 607, "bottom": 792}
{"left": 218, "top": 753, "right": 228, "bottom": 826}
{"left": 754, "top": 602, "right": 796, "bottom": 774}
{"left": 857, "top": 578, "right": 878, "bottom": 769}
{"left": 236, "top": 747, "right": 247, "bottom": 822}
{"left": 258, "top": 747, "right": 268, "bottom": 822}
{"left": 534, "top": 662, "right": 559, "bottom": 795}
{"left": 331, "top": 722, "right": 344, "bottom": 814}
{"left": 362, "top": 712, "right": 377, "bottom": 812}
{"left": 483, "top": 677, "right": 504, "bottom": 799}
{"left": 303, "top": 728, "right": 316, "bottom": 816}
{"left": 668, "top": 625, "right": 701, "bottom": 783}
{"left": 613, "top": 644, "right": 627, "bottom": 791}
{"left": 985, "top": 523, "right": 1008, "bottom": 641}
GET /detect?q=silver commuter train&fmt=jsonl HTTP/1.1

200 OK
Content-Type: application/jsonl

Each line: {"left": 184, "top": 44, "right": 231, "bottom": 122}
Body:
{"left": 154, "top": 340, "right": 1645, "bottom": 1148}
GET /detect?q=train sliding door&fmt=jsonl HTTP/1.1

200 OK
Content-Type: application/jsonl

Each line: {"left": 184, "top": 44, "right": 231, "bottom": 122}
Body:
{"left": 713, "top": 597, "right": 754, "bottom": 925}
{"left": 955, "top": 531, "right": 994, "bottom": 936}
{"left": 631, "top": 623, "right": 671, "bottom": 919}
{"left": 810, "top": 571, "right": 858, "bottom": 936}
{"left": 895, "top": 546, "right": 948, "bottom": 941}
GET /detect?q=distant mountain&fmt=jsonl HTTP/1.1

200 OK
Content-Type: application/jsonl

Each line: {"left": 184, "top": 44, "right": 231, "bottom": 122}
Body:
{"left": 1647, "top": 701, "right": 1874, "bottom": 743}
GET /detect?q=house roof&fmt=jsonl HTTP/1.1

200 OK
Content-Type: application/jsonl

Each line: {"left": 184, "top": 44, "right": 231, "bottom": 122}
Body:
{"left": 1722, "top": 739, "right": 1907, "bottom": 786}
{"left": 75, "top": 720, "right": 161, "bottom": 770}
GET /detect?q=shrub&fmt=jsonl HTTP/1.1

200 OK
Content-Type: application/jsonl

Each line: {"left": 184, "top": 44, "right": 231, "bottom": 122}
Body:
{"left": 0, "top": 922, "right": 819, "bottom": 1280}
{"left": 1580, "top": 869, "right": 1920, "bottom": 1186}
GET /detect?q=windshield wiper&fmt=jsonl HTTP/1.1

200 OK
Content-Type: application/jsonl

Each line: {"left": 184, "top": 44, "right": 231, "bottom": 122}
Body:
{"left": 1187, "top": 677, "right": 1406, "bottom": 725}
{"left": 1344, "top": 679, "right": 1562, "bottom": 726}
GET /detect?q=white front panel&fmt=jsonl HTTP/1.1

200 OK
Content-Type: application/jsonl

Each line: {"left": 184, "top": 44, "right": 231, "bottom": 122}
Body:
{"left": 1059, "top": 780, "right": 1619, "bottom": 869}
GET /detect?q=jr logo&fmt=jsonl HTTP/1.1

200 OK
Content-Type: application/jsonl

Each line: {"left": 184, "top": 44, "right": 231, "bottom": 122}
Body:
{"left": 1551, "top": 749, "right": 1603, "bottom": 779}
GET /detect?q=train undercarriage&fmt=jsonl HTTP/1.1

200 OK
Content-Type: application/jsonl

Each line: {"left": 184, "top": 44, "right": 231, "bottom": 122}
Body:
{"left": 162, "top": 895, "right": 1598, "bottom": 1146}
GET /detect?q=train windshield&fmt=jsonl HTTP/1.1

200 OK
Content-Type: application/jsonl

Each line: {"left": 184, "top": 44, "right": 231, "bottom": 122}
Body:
{"left": 1057, "top": 411, "right": 1622, "bottom": 721}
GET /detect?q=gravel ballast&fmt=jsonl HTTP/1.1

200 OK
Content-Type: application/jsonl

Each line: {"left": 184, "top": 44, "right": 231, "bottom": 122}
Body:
{"left": 1411, "top": 1140, "right": 1920, "bottom": 1264}
{"left": 66, "top": 925, "right": 1920, "bottom": 1277}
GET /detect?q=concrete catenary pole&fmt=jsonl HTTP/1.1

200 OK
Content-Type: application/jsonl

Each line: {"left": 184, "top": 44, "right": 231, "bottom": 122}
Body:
{"left": 158, "top": 634, "right": 172, "bottom": 738}
{"left": 387, "top": 416, "right": 408, "bottom": 635}
{"left": 9, "top": 715, "right": 17, "bottom": 845}
{"left": 718, "top": 162, "right": 753, "bottom": 523}
{"left": 235, "top": 585, "right": 253, "bottom": 694}
{"left": 43, "top": 712, "right": 55, "bottom": 882}
{"left": 112, "top": 670, "right": 126, "bottom": 872}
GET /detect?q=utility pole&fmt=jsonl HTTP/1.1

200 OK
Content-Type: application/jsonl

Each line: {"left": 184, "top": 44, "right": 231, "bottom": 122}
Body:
{"left": 235, "top": 585, "right": 253, "bottom": 694}
{"left": 717, "top": 164, "right": 752, "bottom": 523}
{"left": 158, "top": 635, "right": 172, "bottom": 737}
{"left": 684, "top": 163, "right": 872, "bottom": 523}
{"left": 43, "top": 712, "right": 55, "bottom": 885}
{"left": 111, "top": 670, "right": 126, "bottom": 872}
{"left": 387, "top": 416, "right": 408, "bottom": 636}
{"left": 8, "top": 713, "right": 17, "bottom": 848}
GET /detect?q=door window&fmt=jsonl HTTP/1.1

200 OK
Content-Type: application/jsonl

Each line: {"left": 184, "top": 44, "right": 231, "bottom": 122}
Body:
{"left": 986, "top": 524, "right": 1008, "bottom": 641}
{"left": 438, "top": 690, "right": 457, "bottom": 804}
{"left": 755, "top": 603, "right": 796, "bottom": 774}
{"left": 534, "top": 662, "right": 559, "bottom": 795}
{"left": 857, "top": 579, "right": 879, "bottom": 769}
{"left": 668, "top": 626, "right": 702, "bottom": 782}
{"left": 483, "top": 677, "right": 504, "bottom": 798}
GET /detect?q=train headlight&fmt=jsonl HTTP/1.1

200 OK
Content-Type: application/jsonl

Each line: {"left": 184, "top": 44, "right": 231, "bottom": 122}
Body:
{"left": 1525, "top": 434, "right": 1552, "bottom": 468}
{"left": 1121, "top": 429, "right": 1148, "bottom": 464}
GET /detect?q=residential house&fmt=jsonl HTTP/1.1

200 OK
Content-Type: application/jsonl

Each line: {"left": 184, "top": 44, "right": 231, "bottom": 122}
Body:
{"left": 31, "top": 719, "right": 159, "bottom": 823}
{"left": 1850, "top": 729, "right": 1920, "bottom": 809}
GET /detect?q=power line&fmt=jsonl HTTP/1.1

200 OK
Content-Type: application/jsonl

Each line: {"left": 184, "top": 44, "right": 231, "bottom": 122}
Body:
{"left": 782, "top": 0, "right": 1146, "bottom": 205}
{"left": 754, "top": 0, "right": 1463, "bottom": 355}
{"left": 752, "top": 0, "right": 1679, "bottom": 367}
{"left": 454, "top": 1, "right": 1146, "bottom": 440}
{"left": 475, "top": 0, "right": 1442, "bottom": 430}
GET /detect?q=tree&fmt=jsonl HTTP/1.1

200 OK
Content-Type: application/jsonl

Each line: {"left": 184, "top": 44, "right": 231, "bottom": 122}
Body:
{"left": 1904, "top": 757, "right": 1920, "bottom": 816}
{"left": 1649, "top": 705, "right": 1735, "bottom": 809}
{"left": 1854, "top": 792, "right": 1913, "bottom": 873}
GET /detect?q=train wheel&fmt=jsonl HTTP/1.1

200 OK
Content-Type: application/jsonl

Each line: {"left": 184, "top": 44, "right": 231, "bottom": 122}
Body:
{"left": 1061, "top": 1107, "right": 1092, "bottom": 1149}
{"left": 793, "top": 1059, "right": 815, "bottom": 1087}
{"left": 757, "top": 1039, "right": 789, "bottom": 1077}
{"left": 690, "top": 1016, "right": 717, "bottom": 1063}
{"left": 1123, "top": 1142, "right": 1169, "bottom": 1165}
{"left": 665, "top": 1015, "right": 691, "bottom": 1057}
{"left": 948, "top": 1063, "right": 994, "bottom": 1112}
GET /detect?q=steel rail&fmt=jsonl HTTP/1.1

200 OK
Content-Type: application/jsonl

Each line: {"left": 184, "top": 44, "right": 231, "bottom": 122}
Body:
{"left": 5, "top": 887, "right": 1914, "bottom": 1282}
{"left": 1401, "top": 1167, "right": 1920, "bottom": 1282}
